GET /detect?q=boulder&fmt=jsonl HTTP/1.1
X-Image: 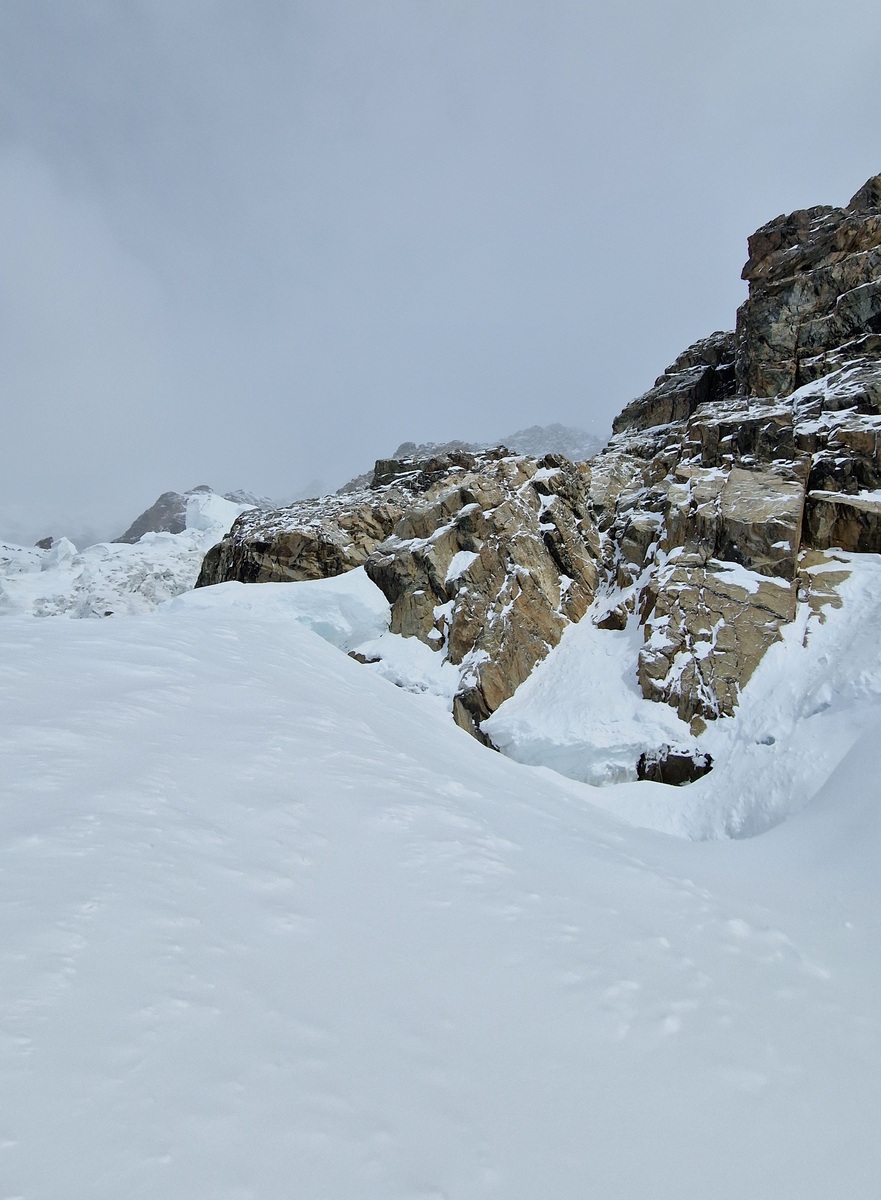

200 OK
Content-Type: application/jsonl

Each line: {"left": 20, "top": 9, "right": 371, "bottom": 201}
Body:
{"left": 636, "top": 745, "right": 713, "bottom": 786}
{"left": 804, "top": 490, "right": 881, "bottom": 553}
{"left": 196, "top": 490, "right": 407, "bottom": 586}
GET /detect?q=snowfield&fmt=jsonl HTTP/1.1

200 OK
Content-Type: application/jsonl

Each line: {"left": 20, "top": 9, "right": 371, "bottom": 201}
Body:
{"left": 1, "top": 549, "right": 881, "bottom": 1196}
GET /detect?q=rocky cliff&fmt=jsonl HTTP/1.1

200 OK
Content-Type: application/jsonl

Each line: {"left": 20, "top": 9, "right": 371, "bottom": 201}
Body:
{"left": 198, "top": 173, "right": 881, "bottom": 751}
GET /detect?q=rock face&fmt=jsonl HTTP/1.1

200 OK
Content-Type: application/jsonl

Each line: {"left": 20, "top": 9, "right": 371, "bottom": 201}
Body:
{"left": 365, "top": 452, "right": 599, "bottom": 736}
{"left": 198, "top": 173, "right": 881, "bottom": 755}
{"left": 338, "top": 427, "right": 603, "bottom": 494}
{"left": 736, "top": 178, "right": 881, "bottom": 398}
{"left": 613, "top": 331, "right": 736, "bottom": 434}
{"left": 115, "top": 489, "right": 199, "bottom": 543}
{"left": 589, "top": 173, "right": 881, "bottom": 731}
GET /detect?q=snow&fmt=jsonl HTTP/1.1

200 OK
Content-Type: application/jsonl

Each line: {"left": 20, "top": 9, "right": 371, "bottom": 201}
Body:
{"left": 708, "top": 557, "right": 790, "bottom": 594}
{"left": 2, "top": 584, "right": 881, "bottom": 1198}
{"left": 484, "top": 614, "right": 691, "bottom": 787}
{"left": 171, "top": 568, "right": 390, "bottom": 654}
{"left": 444, "top": 549, "right": 479, "bottom": 584}
{"left": 0, "top": 491, "right": 250, "bottom": 618}
{"left": 808, "top": 487, "right": 881, "bottom": 508}
{"left": 3, "top": 510, "right": 881, "bottom": 1194}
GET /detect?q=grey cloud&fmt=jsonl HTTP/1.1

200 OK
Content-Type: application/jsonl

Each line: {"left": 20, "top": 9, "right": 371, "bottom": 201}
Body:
{"left": 1, "top": 0, "right": 880, "bottom": 543}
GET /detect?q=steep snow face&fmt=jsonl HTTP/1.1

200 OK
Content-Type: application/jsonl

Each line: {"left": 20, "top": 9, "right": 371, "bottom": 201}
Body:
{"left": 0, "top": 491, "right": 249, "bottom": 618}
{"left": 1, "top": 586, "right": 881, "bottom": 1198}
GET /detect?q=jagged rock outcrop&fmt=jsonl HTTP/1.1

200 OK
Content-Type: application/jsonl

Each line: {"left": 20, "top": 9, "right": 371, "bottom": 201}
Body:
{"left": 365, "top": 452, "right": 599, "bottom": 736}
{"left": 338, "top": 426, "right": 604, "bottom": 493}
{"left": 198, "top": 173, "right": 881, "bottom": 754}
{"left": 736, "top": 177, "right": 881, "bottom": 397}
{"left": 197, "top": 490, "right": 406, "bottom": 585}
{"left": 589, "top": 173, "right": 881, "bottom": 730}
{"left": 613, "top": 331, "right": 737, "bottom": 434}
{"left": 200, "top": 448, "right": 600, "bottom": 734}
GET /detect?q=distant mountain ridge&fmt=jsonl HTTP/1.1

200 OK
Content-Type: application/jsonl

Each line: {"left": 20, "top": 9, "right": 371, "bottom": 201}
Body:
{"left": 339, "top": 423, "right": 604, "bottom": 494}
{"left": 391, "top": 422, "right": 604, "bottom": 463}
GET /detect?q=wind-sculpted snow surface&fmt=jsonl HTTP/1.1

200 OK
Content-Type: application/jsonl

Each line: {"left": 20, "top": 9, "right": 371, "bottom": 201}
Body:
{"left": 2, "top": 583, "right": 881, "bottom": 1198}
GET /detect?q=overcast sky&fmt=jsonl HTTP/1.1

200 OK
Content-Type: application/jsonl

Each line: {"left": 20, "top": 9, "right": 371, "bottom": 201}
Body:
{"left": 1, "top": 0, "right": 879, "bottom": 543}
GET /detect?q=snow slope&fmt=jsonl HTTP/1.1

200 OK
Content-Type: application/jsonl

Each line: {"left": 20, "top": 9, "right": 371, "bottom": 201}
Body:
{"left": 2, "top": 576, "right": 880, "bottom": 1198}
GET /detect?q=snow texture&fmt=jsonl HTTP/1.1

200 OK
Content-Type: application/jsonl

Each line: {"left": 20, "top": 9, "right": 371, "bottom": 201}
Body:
{"left": 2, "top": 525, "right": 881, "bottom": 1197}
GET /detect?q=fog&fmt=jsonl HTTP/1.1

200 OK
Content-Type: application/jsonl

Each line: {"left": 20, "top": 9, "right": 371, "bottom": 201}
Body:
{"left": 1, "top": 0, "right": 879, "bottom": 544}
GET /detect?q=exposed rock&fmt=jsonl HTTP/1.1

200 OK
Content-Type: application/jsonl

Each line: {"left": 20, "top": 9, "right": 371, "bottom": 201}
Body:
{"left": 636, "top": 745, "right": 713, "bottom": 786}
{"left": 337, "top": 428, "right": 603, "bottom": 496}
{"left": 199, "top": 172, "right": 881, "bottom": 743}
{"left": 365, "top": 453, "right": 599, "bottom": 732}
{"left": 197, "top": 490, "right": 408, "bottom": 586}
{"left": 736, "top": 175, "right": 881, "bottom": 398}
{"left": 579, "top": 176, "right": 881, "bottom": 725}
{"left": 201, "top": 449, "right": 601, "bottom": 731}
{"left": 34, "top": 536, "right": 54, "bottom": 550}
{"left": 637, "top": 557, "right": 796, "bottom": 727}
{"left": 390, "top": 425, "right": 605, "bottom": 463}
{"left": 804, "top": 490, "right": 881, "bottom": 553}
{"left": 612, "top": 331, "right": 736, "bottom": 434}
{"left": 115, "top": 489, "right": 197, "bottom": 543}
